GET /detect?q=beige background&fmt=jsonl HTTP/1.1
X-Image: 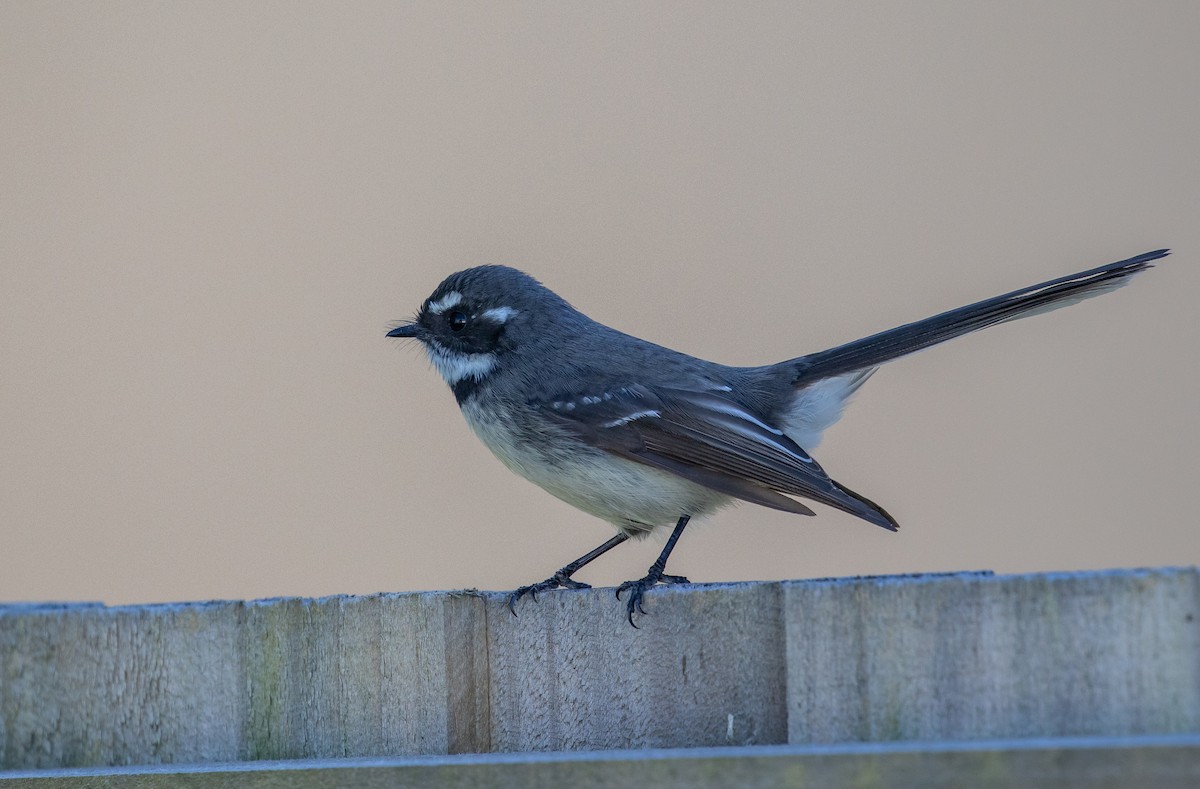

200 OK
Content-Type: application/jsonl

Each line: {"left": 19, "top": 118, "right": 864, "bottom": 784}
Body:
{"left": 1, "top": 2, "right": 1196, "bottom": 606}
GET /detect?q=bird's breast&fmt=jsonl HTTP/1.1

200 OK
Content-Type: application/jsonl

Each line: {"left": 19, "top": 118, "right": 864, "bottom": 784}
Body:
{"left": 458, "top": 397, "right": 730, "bottom": 534}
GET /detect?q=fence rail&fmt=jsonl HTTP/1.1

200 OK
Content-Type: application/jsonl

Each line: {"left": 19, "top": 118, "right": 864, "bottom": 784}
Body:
{"left": 5, "top": 736, "right": 1200, "bottom": 788}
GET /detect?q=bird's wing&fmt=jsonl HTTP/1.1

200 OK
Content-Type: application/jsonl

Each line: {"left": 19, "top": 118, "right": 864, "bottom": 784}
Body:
{"left": 532, "top": 385, "right": 898, "bottom": 530}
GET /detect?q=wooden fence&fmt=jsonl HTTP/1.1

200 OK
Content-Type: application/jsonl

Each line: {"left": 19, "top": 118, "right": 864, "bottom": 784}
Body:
{"left": 2, "top": 567, "right": 1198, "bottom": 785}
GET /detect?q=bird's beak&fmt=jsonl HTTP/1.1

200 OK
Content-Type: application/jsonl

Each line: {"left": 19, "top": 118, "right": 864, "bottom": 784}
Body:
{"left": 386, "top": 323, "right": 420, "bottom": 338}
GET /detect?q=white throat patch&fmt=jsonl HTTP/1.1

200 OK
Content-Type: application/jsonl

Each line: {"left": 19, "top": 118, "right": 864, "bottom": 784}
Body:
{"left": 426, "top": 342, "right": 496, "bottom": 385}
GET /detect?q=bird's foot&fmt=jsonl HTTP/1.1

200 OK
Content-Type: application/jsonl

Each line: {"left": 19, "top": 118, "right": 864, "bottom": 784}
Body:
{"left": 615, "top": 567, "right": 690, "bottom": 627}
{"left": 507, "top": 571, "right": 591, "bottom": 615}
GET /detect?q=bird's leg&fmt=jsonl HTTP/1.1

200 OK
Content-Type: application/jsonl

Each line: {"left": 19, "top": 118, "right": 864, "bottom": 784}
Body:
{"left": 616, "top": 514, "right": 692, "bottom": 627}
{"left": 508, "top": 533, "right": 629, "bottom": 615}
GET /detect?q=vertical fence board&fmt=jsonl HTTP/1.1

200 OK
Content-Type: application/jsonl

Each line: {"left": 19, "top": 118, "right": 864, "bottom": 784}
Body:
{"left": 784, "top": 569, "right": 1200, "bottom": 743}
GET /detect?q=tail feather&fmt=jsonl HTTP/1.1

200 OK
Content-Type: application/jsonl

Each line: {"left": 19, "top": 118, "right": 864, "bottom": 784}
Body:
{"left": 828, "top": 477, "right": 900, "bottom": 531}
{"left": 789, "top": 249, "right": 1167, "bottom": 387}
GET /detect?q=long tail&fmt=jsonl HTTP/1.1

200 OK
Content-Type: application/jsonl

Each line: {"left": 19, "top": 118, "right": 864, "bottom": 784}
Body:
{"left": 789, "top": 249, "right": 1167, "bottom": 387}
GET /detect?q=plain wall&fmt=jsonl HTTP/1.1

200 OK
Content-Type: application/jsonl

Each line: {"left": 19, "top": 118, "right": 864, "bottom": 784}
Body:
{"left": 1, "top": 2, "right": 1197, "bottom": 605}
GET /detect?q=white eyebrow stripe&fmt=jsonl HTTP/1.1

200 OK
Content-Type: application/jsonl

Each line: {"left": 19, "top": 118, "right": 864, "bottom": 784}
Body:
{"left": 480, "top": 306, "right": 519, "bottom": 323}
{"left": 427, "top": 291, "right": 463, "bottom": 315}
{"left": 603, "top": 409, "right": 661, "bottom": 428}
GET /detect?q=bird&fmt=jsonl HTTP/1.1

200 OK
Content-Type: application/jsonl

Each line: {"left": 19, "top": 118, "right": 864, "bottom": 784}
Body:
{"left": 387, "top": 249, "right": 1167, "bottom": 625}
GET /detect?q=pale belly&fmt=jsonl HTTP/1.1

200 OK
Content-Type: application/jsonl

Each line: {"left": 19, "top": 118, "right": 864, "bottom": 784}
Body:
{"left": 460, "top": 399, "right": 730, "bottom": 535}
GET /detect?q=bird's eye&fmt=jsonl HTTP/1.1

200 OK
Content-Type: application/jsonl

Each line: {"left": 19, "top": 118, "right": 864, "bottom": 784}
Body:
{"left": 448, "top": 311, "right": 468, "bottom": 332}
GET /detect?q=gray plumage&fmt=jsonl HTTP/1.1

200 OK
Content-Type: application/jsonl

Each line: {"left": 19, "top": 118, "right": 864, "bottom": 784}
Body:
{"left": 387, "top": 249, "right": 1167, "bottom": 623}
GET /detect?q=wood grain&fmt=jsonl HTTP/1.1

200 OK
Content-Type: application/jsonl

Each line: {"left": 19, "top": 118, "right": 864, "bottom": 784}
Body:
{"left": 1, "top": 569, "right": 1196, "bottom": 770}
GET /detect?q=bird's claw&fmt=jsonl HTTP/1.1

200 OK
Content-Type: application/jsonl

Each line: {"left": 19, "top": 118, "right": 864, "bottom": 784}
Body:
{"left": 507, "top": 571, "right": 591, "bottom": 616}
{"left": 615, "top": 568, "right": 691, "bottom": 627}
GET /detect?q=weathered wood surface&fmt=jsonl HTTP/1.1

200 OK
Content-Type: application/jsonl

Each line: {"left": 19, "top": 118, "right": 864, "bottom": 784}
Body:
{"left": 1, "top": 568, "right": 1197, "bottom": 771}
{"left": 3, "top": 736, "right": 1199, "bottom": 789}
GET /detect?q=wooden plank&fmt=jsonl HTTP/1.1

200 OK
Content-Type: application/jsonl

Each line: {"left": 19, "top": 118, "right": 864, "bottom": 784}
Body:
{"left": 784, "top": 568, "right": 1200, "bottom": 743}
{"left": 486, "top": 581, "right": 786, "bottom": 752}
{"left": 3, "top": 736, "right": 1199, "bottom": 788}
{"left": 235, "top": 592, "right": 492, "bottom": 759}
{"left": 0, "top": 601, "right": 243, "bottom": 769}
